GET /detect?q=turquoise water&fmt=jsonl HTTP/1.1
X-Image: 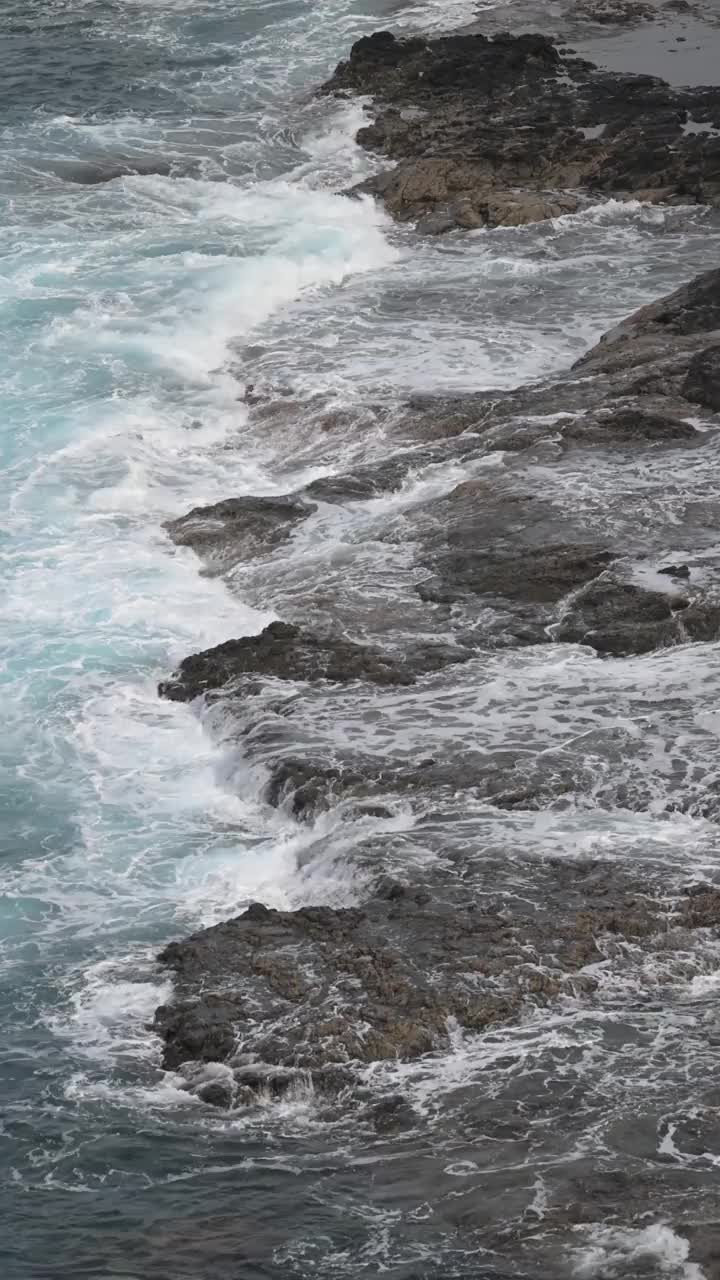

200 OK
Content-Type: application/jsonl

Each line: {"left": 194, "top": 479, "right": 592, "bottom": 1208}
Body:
{"left": 0, "top": 2, "right": 410, "bottom": 1271}
{"left": 5, "top": 1, "right": 720, "bottom": 1274}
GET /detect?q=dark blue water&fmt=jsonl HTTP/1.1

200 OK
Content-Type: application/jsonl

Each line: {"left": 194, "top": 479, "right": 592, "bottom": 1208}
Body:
{"left": 5, "top": 1, "right": 720, "bottom": 1275}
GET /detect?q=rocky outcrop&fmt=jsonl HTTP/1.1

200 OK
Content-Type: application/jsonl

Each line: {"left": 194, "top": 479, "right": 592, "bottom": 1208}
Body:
{"left": 163, "top": 269, "right": 720, "bottom": 674}
{"left": 158, "top": 619, "right": 419, "bottom": 702}
{"left": 569, "top": 0, "right": 656, "bottom": 21}
{"left": 578, "top": 267, "right": 720, "bottom": 368}
{"left": 165, "top": 494, "right": 316, "bottom": 572}
{"left": 321, "top": 30, "right": 720, "bottom": 231}
{"left": 154, "top": 266, "right": 720, "bottom": 1116}
{"left": 682, "top": 344, "right": 720, "bottom": 410}
{"left": 416, "top": 542, "right": 615, "bottom": 606}
{"left": 553, "top": 574, "right": 719, "bottom": 655}
{"left": 154, "top": 864, "right": 720, "bottom": 1106}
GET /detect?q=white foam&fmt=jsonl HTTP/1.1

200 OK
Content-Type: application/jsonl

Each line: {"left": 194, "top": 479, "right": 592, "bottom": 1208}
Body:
{"left": 49, "top": 955, "right": 172, "bottom": 1065}
{"left": 572, "top": 1224, "right": 705, "bottom": 1280}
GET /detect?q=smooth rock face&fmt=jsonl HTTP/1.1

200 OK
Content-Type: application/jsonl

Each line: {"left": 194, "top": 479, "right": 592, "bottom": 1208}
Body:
{"left": 564, "top": 407, "right": 700, "bottom": 442}
{"left": 321, "top": 30, "right": 720, "bottom": 231}
{"left": 590, "top": 267, "right": 720, "bottom": 346}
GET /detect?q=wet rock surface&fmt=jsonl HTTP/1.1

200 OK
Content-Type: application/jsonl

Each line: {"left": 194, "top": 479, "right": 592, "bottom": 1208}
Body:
{"left": 165, "top": 274, "right": 720, "bottom": 664}
{"left": 165, "top": 494, "right": 317, "bottom": 572}
{"left": 158, "top": 619, "right": 421, "bottom": 702}
{"left": 320, "top": 30, "right": 720, "bottom": 232}
{"left": 155, "top": 861, "right": 720, "bottom": 1109}
{"left": 132, "top": 66, "right": 720, "bottom": 1266}
{"left": 157, "top": 269, "right": 720, "bottom": 1120}
{"left": 682, "top": 343, "right": 720, "bottom": 410}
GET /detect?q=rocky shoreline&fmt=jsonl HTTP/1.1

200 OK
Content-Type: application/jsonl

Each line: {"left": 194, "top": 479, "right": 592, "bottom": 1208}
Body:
{"left": 321, "top": 26, "right": 720, "bottom": 233}
{"left": 146, "top": 17, "right": 720, "bottom": 1268}
{"left": 153, "top": 268, "right": 720, "bottom": 1105}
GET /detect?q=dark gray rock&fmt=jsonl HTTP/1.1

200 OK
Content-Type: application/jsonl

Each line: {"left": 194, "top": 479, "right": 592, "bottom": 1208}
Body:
{"left": 321, "top": 31, "right": 720, "bottom": 231}
{"left": 158, "top": 620, "right": 417, "bottom": 702}
{"left": 569, "top": 0, "right": 655, "bottom": 21}
{"left": 165, "top": 494, "right": 316, "bottom": 570}
{"left": 681, "top": 344, "right": 720, "bottom": 410}
{"left": 304, "top": 456, "right": 411, "bottom": 502}
{"left": 595, "top": 268, "right": 720, "bottom": 345}
{"left": 52, "top": 156, "right": 182, "bottom": 185}
{"left": 154, "top": 863, "right": 718, "bottom": 1087}
{"left": 554, "top": 576, "right": 690, "bottom": 655}
{"left": 366, "top": 1094, "right": 418, "bottom": 1133}
{"left": 152, "top": 267, "right": 720, "bottom": 1127}
{"left": 564, "top": 406, "right": 700, "bottom": 443}
{"left": 152, "top": 874, "right": 629, "bottom": 1073}
{"left": 154, "top": 994, "right": 245, "bottom": 1071}
{"left": 417, "top": 545, "right": 614, "bottom": 606}
{"left": 658, "top": 563, "right": 691, "bottom": 578}
{"left": 196, "top": 1078, "right": 236, "bottom": 1108}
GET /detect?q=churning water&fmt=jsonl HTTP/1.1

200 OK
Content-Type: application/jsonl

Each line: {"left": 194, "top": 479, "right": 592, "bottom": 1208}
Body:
{"left": 3, "top": 0, "right": 720, "bottom": 1275}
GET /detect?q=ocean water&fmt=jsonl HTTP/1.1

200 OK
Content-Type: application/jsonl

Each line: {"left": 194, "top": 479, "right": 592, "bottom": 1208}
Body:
{"left": 3, "top": 1, "right": 720, "bottom": 1276}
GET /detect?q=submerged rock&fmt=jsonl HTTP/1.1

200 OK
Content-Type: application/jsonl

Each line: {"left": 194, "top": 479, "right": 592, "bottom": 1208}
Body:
{"left": 365, "top": 1094, "right": 418, "bottom": 1133}
{"left": 51, "top": 156, "right": 182, "bottom": 185}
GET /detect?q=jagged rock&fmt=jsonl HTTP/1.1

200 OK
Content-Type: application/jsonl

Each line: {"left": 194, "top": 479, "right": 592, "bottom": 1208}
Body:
{"left": 322, "top": 31, "right": 720, "bottom": 231}
{"left": 155, "top": 995, "right": 245, "bottom": 1071}
{"left": 196, "top": 1078, "right": 236, "bottom": 1108}
{"left": 569, "top": 0, "right": 655, "bottom": 21}
{"left": 165, "top": 494, "right": 316, "bottom": 570}
{"left": 154, "top": 867, "right": 658, "bottom": 1077}
{"left": 680, "top": 886, "right": 720, "bottom": 928}
{"left": 158, "top": 620, "right": 417, "bottom": 702}
{"left": 154, "top": 862, "right": 720, "bottom": 1090}
{"left": 658, "top": 563, "right": 691, "bottom": 578}
{"left": 153, "top": 266, "right": 720, "bottom": 1145}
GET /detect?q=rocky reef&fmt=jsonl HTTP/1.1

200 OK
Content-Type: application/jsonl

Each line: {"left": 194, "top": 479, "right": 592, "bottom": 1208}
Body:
{"left": 320, "top": 28, "right": 720, "bottom": 232}
{"left": 154, "top": 266, "right": 720, "bottom": 1110}
{"left": 161, "top": 268, "right": 720, "bottom": 688}
{"left": 154, "top": 868, "right": 720, "bottom": 1110}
